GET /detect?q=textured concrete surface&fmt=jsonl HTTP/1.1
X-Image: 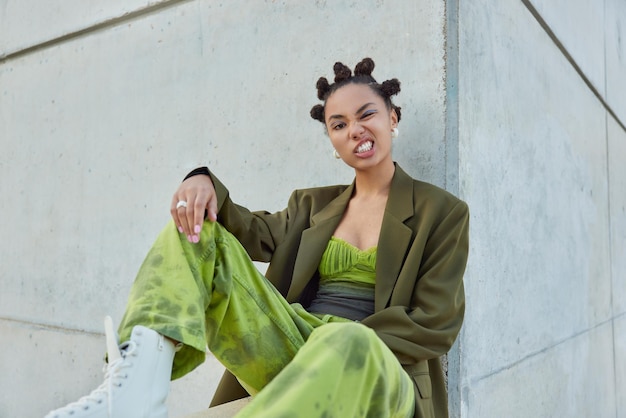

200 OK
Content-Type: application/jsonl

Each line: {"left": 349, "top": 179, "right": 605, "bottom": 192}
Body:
{"left": 608, "top": 110, "right": 626, "bottom": 318}
{"left": 529, "top": 0, "right": 626, "bottom": 128}
{"left": 466, "top": 322, "right": 616, "bottom": 417}
{"left": 0, "top": 1, "right": 447, "bottom": 417}
{"left": 0, "top": 320, "right": 104, "bottom": 417}
{"left": 609, "top": 112, "right": 626, "bottom": 418}
{"left": 1, "top": 0, "right": 624, "bottom": 417}
{"left": 455, "top": 0, "right": 625, "bottom": 416}
{"left": 605, "top": 0, "right": 626, "bottom": 125}
{"left": 528, "top": 0, "right": 606, "bottom": 96}
{"left": 0, "top": 0, "right": 174, "bottom": 57}
{"left": 615, "top": 315, "right": 626, "bottom": 417}
{"left": 460, "top": 0, "right": 609, "bottom": 372}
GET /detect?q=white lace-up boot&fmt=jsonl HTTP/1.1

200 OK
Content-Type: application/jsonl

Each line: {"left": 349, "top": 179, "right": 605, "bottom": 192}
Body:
{"left": 44, "top": 316, "right": 177, "bottom": 418}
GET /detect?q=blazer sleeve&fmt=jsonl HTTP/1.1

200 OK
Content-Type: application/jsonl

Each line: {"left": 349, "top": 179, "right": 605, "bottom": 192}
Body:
{"left": 207, "top": 170, "right": 290, "bottom": 263}
{"left": 361, "top": 200, "right": 469, "bottom": 364}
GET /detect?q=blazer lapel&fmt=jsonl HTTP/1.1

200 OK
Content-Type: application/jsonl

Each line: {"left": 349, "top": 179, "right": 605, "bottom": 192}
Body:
{"left": 375, "top": 165, "right": 415, "bottom": 311}
{"left": 286, "top": 164, "right": 415, "bottom": 310}
{"left": 286, "top": 183, "right": 355, "bottom": 301}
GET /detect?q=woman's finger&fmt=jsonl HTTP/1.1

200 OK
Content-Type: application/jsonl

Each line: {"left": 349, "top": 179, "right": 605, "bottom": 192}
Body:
{"left": 174, "top": 196, "right": 194, "bottom": 239}
{"left": 171, "top": 173, "right": 216, "bottom": 243}
{"left": 206, "top": 192, "right": 218, "bottom": 222}
{"left": 170, "top": 194, "right": 185, "bottom": 234}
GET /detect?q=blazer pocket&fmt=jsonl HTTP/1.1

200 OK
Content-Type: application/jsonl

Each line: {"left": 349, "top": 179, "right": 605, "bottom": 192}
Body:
{"left": 412, "top": 374, "right": 432, "bottom": 399}
{"left": 404, "top": 361, "right": 432, "bottom": 400}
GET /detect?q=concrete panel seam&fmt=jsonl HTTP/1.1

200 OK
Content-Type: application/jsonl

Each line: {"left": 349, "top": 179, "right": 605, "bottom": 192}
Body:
{"left": 444, "top": 0, "right": 461, "bottom": 415}
{"left": 469, "top": 317, "right": 616, "bottom": 385}
{"left": 0, "top": 316, "right": 103, "bottom": 337}
{"left": 0, "top": 0, "right": 194, "bottom": 63}
{"left": 605, "top": 108, "right": 618, "bottom": 418}
{"left": 444, "top": 0, "right": 460, "bottom": 197}
{"left": 604, "top": 0, "right": 609, "bottom": 118}
{"left": 521, "top": 0, "right": 626, "bottom": 133}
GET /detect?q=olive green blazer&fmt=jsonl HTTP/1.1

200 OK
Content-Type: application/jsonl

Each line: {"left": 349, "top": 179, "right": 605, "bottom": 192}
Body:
{"left": 207, "top": 163, "right": 469, "bottom": 418}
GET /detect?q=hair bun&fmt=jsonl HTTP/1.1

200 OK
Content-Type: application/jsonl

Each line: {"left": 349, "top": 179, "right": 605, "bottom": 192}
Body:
{"left": 316, "top": 77, "right": 331, "bottom": 100}
{"left": 354, "top": 58, "right": 375, "bottom": 77}
{"left": 310, "top": 104, "right": 325, "bottom": 123}
{"left": 380, "top": 78, "right": 401, "bottom": 97}
{"left": 333, "top": 62, "right": 352, "bottom": 83}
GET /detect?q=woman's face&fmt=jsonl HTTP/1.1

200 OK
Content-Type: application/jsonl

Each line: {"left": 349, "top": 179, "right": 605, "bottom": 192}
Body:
{"left": 324, "top": 83, "right": 398, "bottom": 172}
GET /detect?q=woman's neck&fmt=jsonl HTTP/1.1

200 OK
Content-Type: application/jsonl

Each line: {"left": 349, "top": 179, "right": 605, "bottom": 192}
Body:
{"left": 353, "top": 161, "right": 395, "bottom": 198}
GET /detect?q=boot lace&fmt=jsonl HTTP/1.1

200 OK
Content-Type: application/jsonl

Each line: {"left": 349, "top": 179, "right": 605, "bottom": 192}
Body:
{"left": 48, "top": 341, "right": 137, "bottom": 417}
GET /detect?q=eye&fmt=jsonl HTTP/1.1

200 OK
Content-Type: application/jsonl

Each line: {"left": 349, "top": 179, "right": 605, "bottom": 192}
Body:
{"left": 331, "top": 122, "right": 346, "bottom": 130}
{"left": 361, "top": 110, "right": 377, "bottom": 119}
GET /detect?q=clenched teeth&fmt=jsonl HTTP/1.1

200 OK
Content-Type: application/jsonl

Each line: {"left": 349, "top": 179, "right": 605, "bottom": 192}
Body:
{"left": 356, "top": 141, "right": 373, "bottom": 153}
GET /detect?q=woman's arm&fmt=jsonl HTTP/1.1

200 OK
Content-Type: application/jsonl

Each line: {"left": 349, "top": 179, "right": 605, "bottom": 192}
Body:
{"left": 170, "top": 167, "right": 291, "bottom": 261}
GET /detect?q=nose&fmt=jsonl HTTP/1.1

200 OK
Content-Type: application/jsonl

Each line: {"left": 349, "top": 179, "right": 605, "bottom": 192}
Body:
{"left": 348, "top": 120, "right": 364, "bottom": 139}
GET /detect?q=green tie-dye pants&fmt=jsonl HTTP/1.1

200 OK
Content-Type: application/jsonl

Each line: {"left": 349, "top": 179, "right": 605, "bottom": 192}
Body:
{"left": 118, "top": 221, "right": 415, "bottom": 418}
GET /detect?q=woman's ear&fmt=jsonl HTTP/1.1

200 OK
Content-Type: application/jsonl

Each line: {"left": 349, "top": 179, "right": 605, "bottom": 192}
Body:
{"left": 390, "top": 108, "right": 399, "bottom": 128}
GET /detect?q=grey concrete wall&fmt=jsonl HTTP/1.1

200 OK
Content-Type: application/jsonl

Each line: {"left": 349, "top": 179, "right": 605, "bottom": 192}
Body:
{"left": 0, "top": 1, "right": 448, "bottom": 417}
{"left": 1, "top": 0, "right": 624, "bottom": 417}
{"left": 453, "top": 0, "right": 626, "bottom": 416}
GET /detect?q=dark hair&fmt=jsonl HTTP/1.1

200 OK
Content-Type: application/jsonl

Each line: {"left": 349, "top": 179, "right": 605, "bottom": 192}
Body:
{"left": 310, "top": 57, "right": 402, "bottom": 124}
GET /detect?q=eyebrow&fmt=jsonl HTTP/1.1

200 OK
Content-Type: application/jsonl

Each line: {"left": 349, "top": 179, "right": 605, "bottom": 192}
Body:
{"left": 327, "top": 102, "right": 375, "bottom": 122}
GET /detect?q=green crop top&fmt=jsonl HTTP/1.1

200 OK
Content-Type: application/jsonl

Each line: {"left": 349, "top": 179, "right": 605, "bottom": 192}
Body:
{"left": 307, "top": 236, "right": 377, "bottom": 321}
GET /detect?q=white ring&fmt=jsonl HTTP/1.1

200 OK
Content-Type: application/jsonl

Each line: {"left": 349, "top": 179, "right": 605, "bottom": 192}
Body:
{"left": 176, "top": 200, "right": 188, "bottom": 209}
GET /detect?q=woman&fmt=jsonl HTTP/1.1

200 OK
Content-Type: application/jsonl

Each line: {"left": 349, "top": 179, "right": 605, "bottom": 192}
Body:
{"left": 45, "top": 58, "right": 469, "bottom": 418}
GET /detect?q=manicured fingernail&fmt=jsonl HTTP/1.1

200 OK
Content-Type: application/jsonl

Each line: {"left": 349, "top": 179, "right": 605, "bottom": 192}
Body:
{"left": 192, "top": 235, "right": 199, "bottom": 243}
{"left": 178, "top": 226, "right": 184, "bottom": 233}
{"left": 194, "top": 224, "right": 201, "bottom": 234}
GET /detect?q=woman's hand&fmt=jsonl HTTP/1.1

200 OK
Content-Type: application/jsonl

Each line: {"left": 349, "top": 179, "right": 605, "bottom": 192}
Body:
{"left": 170, "top": 174, "right": 218, "bottom": 243}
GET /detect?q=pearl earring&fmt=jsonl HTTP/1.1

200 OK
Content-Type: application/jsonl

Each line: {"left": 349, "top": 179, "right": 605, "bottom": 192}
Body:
{"left": 391, "top": 128, "right": 399, "bottom": 139}
{"left": 333, "top": 149, "right": 341, "bottom": 159}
